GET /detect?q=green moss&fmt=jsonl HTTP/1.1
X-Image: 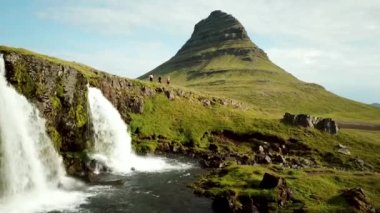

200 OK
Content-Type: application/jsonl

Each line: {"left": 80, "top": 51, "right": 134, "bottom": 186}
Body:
{"left": 55, "top": 76, "right": 65, "bottom": 98}
{"left": 75, "top": 103, "right": 87, "bottom": 128}
{"left": 50, "top": 96, "right": 61, "bottom": 110}
{"left": 133, "top": 140, "right": 158, "bottom": 154}
{"left": 69, "top": 91, "right": 88, "bottom": 128}
{"left": 47, "top": 126, "right": 62, "bottom": 151}
{"left": 10, "top": 61, "right": 36, "bottom": 98}
{"left": 35, "top": 82, "right": 47, "bottom": 97}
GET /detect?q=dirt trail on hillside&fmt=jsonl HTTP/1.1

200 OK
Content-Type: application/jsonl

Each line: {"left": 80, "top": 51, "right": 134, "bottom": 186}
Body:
{"left": 338, "top": 122, "right": 380, "bottom": 131}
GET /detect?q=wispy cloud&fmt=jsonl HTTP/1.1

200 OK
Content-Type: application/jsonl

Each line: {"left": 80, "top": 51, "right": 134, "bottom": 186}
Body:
{"left": 35, "top": 0, "right": 380, "bottom": 103}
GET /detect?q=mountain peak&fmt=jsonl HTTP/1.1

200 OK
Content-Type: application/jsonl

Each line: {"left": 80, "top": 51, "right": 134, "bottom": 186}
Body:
{"left": 176, "top": 10, "right": 252, "bottom": 56}
{"left": 195, "top": 10, "right": 247, "bottom": 36}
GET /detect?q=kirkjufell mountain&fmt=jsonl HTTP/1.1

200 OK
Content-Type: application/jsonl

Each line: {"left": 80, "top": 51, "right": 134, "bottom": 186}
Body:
{"left": 140, "top": 10, "right": 380, "bottom": 121}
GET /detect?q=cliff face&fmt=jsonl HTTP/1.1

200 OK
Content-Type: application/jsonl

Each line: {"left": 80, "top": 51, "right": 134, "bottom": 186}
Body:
{"left": 3, "top": 52, "right": 90, "bottom": 153}
{"left": 0, "top": 48, "right": 146, "bottom": 174}
{"left": 0, "top": 47, "right": 242, "bottom": 174}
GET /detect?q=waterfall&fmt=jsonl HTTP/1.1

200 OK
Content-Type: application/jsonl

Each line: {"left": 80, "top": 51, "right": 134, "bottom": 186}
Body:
{"left": 0, "top": 54, "right": 87, "bottom": 213}
{"left": 88, "top": 87, "right": 191, "bottom": 174}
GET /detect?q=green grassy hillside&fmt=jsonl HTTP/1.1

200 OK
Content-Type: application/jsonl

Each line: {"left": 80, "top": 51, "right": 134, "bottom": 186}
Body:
{"left": 139, "top": 11, "right": 380, "bottom": 123}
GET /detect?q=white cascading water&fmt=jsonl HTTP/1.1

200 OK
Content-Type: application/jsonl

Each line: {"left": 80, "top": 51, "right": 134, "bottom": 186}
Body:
{"left": 88, "top": 87, "right": 191, "bottom": 174}
{"left": 0, "top": 54, "right": 87, "bottom": 213}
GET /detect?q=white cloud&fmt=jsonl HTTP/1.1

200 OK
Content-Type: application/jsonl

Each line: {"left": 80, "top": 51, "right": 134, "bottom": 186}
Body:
{"left": 36, "top": 0, "right": 380, "bottom": 103}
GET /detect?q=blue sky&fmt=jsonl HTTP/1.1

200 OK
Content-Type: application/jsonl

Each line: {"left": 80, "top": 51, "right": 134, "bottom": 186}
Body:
{"left": 1, "top": 0, "right": 379, "bottom": 104}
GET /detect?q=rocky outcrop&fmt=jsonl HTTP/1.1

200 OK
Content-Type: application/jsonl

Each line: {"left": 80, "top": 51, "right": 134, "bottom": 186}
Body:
{"left": 336, "top": 143, "right": 351, "bottom": 155}
{"left": 209, "top": 130, "right": 318, "bottom": 168}
{"left": 341, "top": 188, "right": 376, "bottom": 213}
{"left": 259, "top": 173, "right": 293, "bottom": 207}
{"left": 207, "top": 172, "right": 293, "bottom": 213}
{"left": 2, "top": 52, "right": 91, "bottom": 152}
{"left": 282, "top": 112, "right": 339, "bottom": 134}
{"left": 0, "top": 49, "right": 152, "bottom": 175}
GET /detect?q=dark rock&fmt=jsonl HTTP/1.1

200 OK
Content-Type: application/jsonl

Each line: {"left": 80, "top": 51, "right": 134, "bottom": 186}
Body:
{"left": 260, "top": 173, "right": 284, "bottom": 189}
{"left": 259, "top": 173, "right": 293, "bottom": 207}
{"left": 282, "top": 112, "right": 339, "bottom": 135}
{"left": 164, "top": 90, "right": 175, "bottom": 100}
{"left": 202, "top": 99, "right": 212, "bottom": 107}
{"left": 212, "top": 196, "right": 234, "bottom": 213}
{"left": 155, "top": 87, "right": 164, "bottom": 93}
{"left": 315, "top": 118, "right": 339, "bottom": 134}
{"left": 141, "top": 86, "right": 155, "bottom": 96}
{"left": 175, "top": 89, "right": 186, "bottom": 97}
{"left": 200, "top": 155, "right": 224, "bottom": 168}
{"left": 85, "top": 158, "right": 111, "bottom": 174}
{"left": 171, "top": 143, "right": 180, "bottom": 152}
{"left": 300, "top": 158, "right": 311, "bottom": 167}
{"left": 220, "top": 99, "right": 229, "bottom": 106}
{"left": 209, "top": 143, "right": 219, "bottom": 152}
{"left": 255, "top": 154, "right": 271, "bottom": 164}
{"left": 65, "top": 157, "right": 85, "bottom": 176}
{"left": 126, "top": 96, "right": 144, "bottom": 114}
{"left": 336, "top": 144, "right": 351, "bottom": 155}
{"left": 156, "top": 142, "right": 171, "bottom": 152}
{"left": 237, "top": 195, "right": 260, "bottom": 213}
{"left": 352, "top": 158, "right": 365, "bottom": 169}
{"left": 282, "top": 112, "right": 314, "bottom": 128}
{"left": 238, "top": 155, "right": 252, "bottom": 165}
{"left": 341, "top": 188, "right": 375, "bottom": 213}
{"left": 272, "top": 155, "right": 286, "bottom": 164}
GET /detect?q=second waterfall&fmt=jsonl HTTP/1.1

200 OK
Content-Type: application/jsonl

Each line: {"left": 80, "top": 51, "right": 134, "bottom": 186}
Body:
{"left": 88, "top": 87, "right": 190, "bottom": 174}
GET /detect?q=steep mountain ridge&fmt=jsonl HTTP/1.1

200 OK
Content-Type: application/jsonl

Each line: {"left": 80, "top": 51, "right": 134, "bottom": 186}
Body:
{"left": 139, "top": 10, "right": 380, "bottom": 122}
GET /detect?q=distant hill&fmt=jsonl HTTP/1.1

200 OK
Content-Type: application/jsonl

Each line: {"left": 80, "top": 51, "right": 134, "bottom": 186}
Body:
{"left": 139, "top": 10, "right": 380, "bottom": 122}
{"left": 372, "top": 103, "right": 380, "bottom": 108}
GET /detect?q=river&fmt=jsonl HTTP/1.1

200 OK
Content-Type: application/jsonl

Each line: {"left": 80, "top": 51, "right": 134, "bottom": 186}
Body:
{"left": 61, "top": 158, "right": 212, "bottom": 213}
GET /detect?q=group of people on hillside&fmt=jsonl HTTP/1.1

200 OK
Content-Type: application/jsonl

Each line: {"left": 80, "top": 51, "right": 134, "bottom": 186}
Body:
{"left": 149, "top": 74, "right": 170, "bottom": 85}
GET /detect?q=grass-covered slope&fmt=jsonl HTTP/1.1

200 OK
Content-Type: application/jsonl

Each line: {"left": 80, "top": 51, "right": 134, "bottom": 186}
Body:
{"left": 139, "top": 11, "right": 380, "bottom": 123}
{"left": 193, "top": 164, "right": 380, "bottom": 211}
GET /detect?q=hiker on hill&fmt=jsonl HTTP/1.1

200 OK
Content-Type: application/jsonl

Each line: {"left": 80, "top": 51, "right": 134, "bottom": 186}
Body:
{"left": 149, "top": 74, "right": 153, "bottom": 82}
{"left": 167, "top": 77, "right": 171, "bottom": 85}
{"left": 158, "top": 76, "right": 162, "bottom": 83}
